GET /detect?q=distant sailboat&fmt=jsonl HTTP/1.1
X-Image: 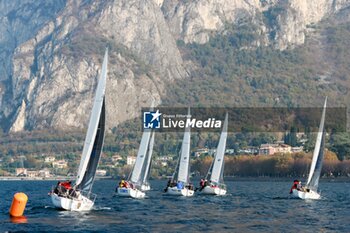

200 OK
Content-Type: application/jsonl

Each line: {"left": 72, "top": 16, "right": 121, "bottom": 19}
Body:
{"left": 164, "top": 108, "right": 194, "bottom": 197}
{"left": 200, "top": 113, "right": 228, "bottom": 195}
{"left": 291, "top": 97, "right": 327, "bottom": 200}
{"left": 117, "top": 107, "right": 155, "bottom": 199}
{"left": 50, "top": 49, "right": 108, "bottom": 211}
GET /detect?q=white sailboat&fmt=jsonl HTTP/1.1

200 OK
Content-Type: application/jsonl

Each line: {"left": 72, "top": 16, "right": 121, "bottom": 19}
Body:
{"left": 117, "top": 110, "right": 155, "bottom": 199}
{"left": 50, "top": 49, "right": 108, "bottom": 211}
{"left": 200, "top": 113, "right": 228, "bottom": 195}
{"left": 164, "top": 108, "right": 194, "bottom": 197}
{"left": 291, "top": 97, "right": 327, "bottom": 200}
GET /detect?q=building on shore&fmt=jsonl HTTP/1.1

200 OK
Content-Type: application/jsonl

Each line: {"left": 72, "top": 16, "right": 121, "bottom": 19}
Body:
{"left": 259, "top": 143, "right": 292, "bottom": 155}
{"left": 52, "top": 160, "right": 68, "bottom": 169}
{"left": 16, "top": 168, "right": 27, "bottom": 176}
{"left": 126, "top": 156, "right": 136, "bottom": 165}
{"left": 45, "top": 156, "right": 56, "bottom": 163}
{"left": 96, "top": 169, "right": 107, "bottom": 176}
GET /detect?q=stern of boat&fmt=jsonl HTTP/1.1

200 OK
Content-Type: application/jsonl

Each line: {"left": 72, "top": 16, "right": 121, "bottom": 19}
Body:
{"left": 117, "top": 187, "right": 145, "bottom": 199}
{"left": 50, "top": 190, "right": 96, "bottom": 211}
{"left": 202, "top": 186, "right": 227, "bottom": 195}
{"left": 165, "top": 186, "right": 194, "bottom": 197}
{"left": 291, "top": 189, "right": 320, "bottom": 200}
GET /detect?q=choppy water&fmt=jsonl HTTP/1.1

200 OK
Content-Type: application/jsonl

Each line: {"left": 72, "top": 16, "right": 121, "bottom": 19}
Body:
{"left": 0, "top": 180, "right": 349, "bottom": 232}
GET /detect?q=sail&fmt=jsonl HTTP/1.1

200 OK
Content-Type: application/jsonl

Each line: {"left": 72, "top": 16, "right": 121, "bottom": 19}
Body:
{"left": 210, "top": 113, "right": 228, "bottom": 184}
{"left": 77, "top": 100, "right": 105, "bottom": 192}
{"left": 130, "top": 128, "right": 151, "bottom": 184}
{"left": 143, "top": 131, "right": 155, "bottom": 184}
{"left": 177, "top": 108, "right": 191, "bottom": 184}
{"left": 75, "top": 49, "right": 108, "bottom": 190}
{"left": 306, "top": 97, "right": 327, "bottom": 191}
{"left": 130, "top": 101, "right": 155, "bottom": 185}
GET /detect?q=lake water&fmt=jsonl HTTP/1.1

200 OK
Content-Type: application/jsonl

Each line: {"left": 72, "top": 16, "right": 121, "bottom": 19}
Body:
{"left": 0, "top": 180, "right": 349, "bottom": 232}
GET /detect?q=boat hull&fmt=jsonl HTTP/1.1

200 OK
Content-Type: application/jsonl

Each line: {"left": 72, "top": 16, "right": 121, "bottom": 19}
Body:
{"left": 141, "top": 184, "right": 151, "bottom": 191}
{"left": 201, "top": 186, "right": 227, "bottom": 195}
{"left": 165, "top": 187, "right": 194, "bottom": 197}
{"left": 50, "top": 193, "right": 94, "bottom": 211}
{"left": 117, "top": 187, "right": 145, "bottom": 199}
{"left": 291, "top": 189, "right": 320, "bottom": 200}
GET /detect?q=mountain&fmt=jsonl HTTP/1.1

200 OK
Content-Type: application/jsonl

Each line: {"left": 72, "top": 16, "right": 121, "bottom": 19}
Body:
{"left": 1, "top": 0, "right": 350, "bottom": 132}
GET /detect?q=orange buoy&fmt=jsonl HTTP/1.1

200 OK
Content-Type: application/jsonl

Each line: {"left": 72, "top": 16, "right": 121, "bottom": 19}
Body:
{"left": 9, "top": 192, "right": 28, "bottom": 217}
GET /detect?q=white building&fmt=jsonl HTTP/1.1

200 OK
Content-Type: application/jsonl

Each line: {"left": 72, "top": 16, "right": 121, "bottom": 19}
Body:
{"left": 127, "top": 156, "right": 136, "bottom": 165}
{"left": 52, "top": 160, "right": 68, "bottom": 169}
{"left": 259, "top": 144, "right": 292, "bottom": 155}
{"left": 39, "top": 168, "right": 51, "bottom": 178}
{"left": 45, "top": 156, "right": 56, "bottom": 163}
{"left": 96, "top": 169, "right": 107, "bottom": 176}
{"left": 16, "top": 168, "right": 27, "bottom": 176}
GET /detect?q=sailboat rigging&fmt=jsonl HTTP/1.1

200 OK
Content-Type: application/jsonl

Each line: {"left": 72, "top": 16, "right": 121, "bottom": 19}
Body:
{"left": 117, "top": 105, "right": 156, "bottom": 198}
{"left": 164, "top": 108, "right": 194, "bottom": 197}
{"left": 199, "top": 113, "right": 228, "bottom": 195}
{"left": 50, "top": 49, "right": 108, "bottom": 211}
{"left": 290, "top": 97, "right": 327, "bottom": 200}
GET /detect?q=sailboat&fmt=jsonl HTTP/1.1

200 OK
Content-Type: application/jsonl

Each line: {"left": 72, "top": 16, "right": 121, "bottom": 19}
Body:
{"left": 164, "top": 108, "right": 194, "bottom": 197}
{"left": 117, "top": 109, "right": 155, "bottom": 199}
{"left": 291, "top": 97, "right": 327, "bottom": 200}
{"left": 50, "top": 49, "right": 108, "bottom": 211}
{"left": 200, "top": 113, "right": 228, "bottom": 195}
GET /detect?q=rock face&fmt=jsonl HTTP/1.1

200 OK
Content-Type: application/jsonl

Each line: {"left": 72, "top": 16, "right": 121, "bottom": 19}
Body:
{"left": 1, "top": 0, "right": 350, "bottom": 132}
{"left": 4, "top": 0, "right": 186, "bottom": 132}
{"left": 270, "top": 0, "right": 350, "bottom": 49}
{"left": 161, "top": 0, "right": 350, "bottom": 48}
{"left": 162, "top": 0, "right": 263, "bottom": 44}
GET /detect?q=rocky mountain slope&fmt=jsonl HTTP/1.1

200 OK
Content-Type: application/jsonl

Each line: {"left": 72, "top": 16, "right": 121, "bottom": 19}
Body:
{"left": 1, "top": 0, "right": 350, "bottom": 132}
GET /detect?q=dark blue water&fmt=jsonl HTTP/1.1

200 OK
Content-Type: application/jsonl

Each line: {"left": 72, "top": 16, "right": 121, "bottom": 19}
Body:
{"left": 0, "top": 180, "right": 349, "bottom": 232}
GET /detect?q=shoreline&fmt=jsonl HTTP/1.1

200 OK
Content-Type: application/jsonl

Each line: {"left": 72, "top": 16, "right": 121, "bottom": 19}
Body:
{"left": 0, "top": 176, "right": 112, "bottom": 181}
{"left": 1, "top": 176, "right": 349, "bottom": 182}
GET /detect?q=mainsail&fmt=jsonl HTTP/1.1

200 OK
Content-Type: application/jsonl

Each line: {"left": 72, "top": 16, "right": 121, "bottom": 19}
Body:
{"left": 143, "top": 131, "right": 155, "bottom": 184}
{"left": 130, "top": 127, "right": 152, "bottom": 185}
{"left": 177, "top": 108, "right": 191, "bottom": 184}
{"left": 306, "top": 97, "right": 327, "bottom": 191}
{"left": 75, "top": 49, "right": 108, "bottom": 192}
{"left": 210, "top": 113, "right": 228, "bottom": 184}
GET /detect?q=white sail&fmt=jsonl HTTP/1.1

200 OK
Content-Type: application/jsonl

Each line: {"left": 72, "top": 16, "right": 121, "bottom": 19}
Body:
{"left": 143, "top": 131, "right": 155, "bottom": 184}
{"left": 306, "top": 97, "right": 327, "bottom": 190}
{"left": 177, "top": 108, "right": 191, "bottom": 184}
{"left": 210, "top": 113, "right": 228, "bottom": 184}
{"left": 75, "top": 49, "right": 108, "bottom": 187}
{"left": 130, "top": 128, "right": 152, "bottom": 184}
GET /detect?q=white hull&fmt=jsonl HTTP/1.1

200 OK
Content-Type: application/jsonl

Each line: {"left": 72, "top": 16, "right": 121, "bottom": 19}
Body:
{"left": 50, "top": 193, "right": 94, "bottom": 211}
{"left": 141, "top": 184, "right": 151, "bottom": 191}
{"left": 201, "top": 186, "right": 227, "bottom": 195}
{"left": 117, "top": 187, "right": 145, "bottom": 199}
{"left": 165, "top": 187, "right": 194, "bottom": 197}
{"left": 291, "top": 189, "right": 320, "bottom": 200}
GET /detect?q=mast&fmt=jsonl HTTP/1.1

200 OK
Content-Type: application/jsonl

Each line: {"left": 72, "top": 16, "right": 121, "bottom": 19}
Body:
{"left": 209, "top": 113, "right": 228, "bottom": 184}
{"left": 177, "top": 108, "right": 191, "bottom": 184}
{"left": 75, "top": 49, "right": 108, "bottom": 190}
{"left": 306, "top": 97, "right": 327, "bottom": 191}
